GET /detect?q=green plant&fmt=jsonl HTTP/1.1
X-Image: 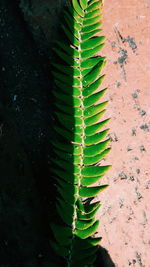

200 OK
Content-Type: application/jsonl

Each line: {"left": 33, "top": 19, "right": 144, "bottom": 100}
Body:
{"left": 50, "top": 0, "right": 111, "bottom": 266}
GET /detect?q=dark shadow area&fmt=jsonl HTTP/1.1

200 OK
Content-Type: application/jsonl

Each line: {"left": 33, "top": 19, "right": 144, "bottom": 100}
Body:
{"left": 0, "top": 0, "right": 115, "bottom": 266}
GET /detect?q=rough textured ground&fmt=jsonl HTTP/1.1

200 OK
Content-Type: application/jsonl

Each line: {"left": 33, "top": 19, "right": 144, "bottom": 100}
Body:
{"left": 98, "top": 0, "right": 150, "bottom": 266}
{"left": 0, "top": 0, "right": 149, "bottom": 266}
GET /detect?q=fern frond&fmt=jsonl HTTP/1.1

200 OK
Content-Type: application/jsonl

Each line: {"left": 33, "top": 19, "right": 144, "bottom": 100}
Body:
{"left": 51, "top": 0, "right": 111, "bottom": 265}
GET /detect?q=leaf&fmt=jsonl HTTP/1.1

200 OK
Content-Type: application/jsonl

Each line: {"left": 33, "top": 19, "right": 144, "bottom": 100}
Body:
{"left": 85, "top": 118, "right": 110, "bottom": 135}
{"left": 75, "top": 220, "right": 99, "bottom": 239}
{"left": 83, "top": 75, "right": 106, "bottom": 97}
{"left": 85, "top": 129, "right": 110, "bottom": 146}
{"left": 76, "top": 199, "right": 101, "bottom": 214}
{"left": 81, "top": 57, "right": 105, "bottom": 69}
{"left": 85, "top": 110, "right": 106, "bottom": 126}
{"left": 84, "top": 101, "right": 108, "bottom": 117}
{"left": 83, "top": 148, "right": 111, "bottom": 166}
{"left": 83, "top": 61, "right": 106, "bottom": 87}
{"left": 72, "top": 0, "right": 84, "bottom": 17}
{"left": 81, "top": 36, "right": 105, "bottom": 50}
{"left": 76, "top": 218, "right": 95, "bottom": 230}
{"left": 81, "top": 175, "right": 103, "bottom": 186}
{"left": 84, "top": 89, "right": 107, "bottom": 107}
{"left": 79, "top": 185, "right": 109, "bottom": 197}
{"left": 81, "top": 28, "right": 102, "bottom": 41}
{"left": 81, "top": 43, "right": 105, "bottom": 59}
{"left": 84, "top": 8, "right": 101, "bottom": 19}
{"left": 82, "top": 22, "right": 102, "bottom": 34}
{"left": 84, "top": 139, "right": 110, "bottom": 156}
{"left": 79, "top": 0, "right": 87, "bottom": 10}
{"left": 82, "top": 165, "right": 111, "bottom": 177}
{"left": 83, "top": 15, "right": 102, "bottom": 27}
{"left": 86, "top": 1, "right": 101, "bottom": 13}
{"left": 77, "top": 204, "right": 100, "bottom": 220}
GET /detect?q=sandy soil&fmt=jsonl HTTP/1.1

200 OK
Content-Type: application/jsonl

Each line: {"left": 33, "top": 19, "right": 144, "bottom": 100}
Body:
{"left": 98, "top": 1, "right": 150, "bottom": 266}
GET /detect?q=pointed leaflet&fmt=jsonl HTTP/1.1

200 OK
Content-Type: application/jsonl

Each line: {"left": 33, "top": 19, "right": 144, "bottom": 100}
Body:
{"left": 84, "top": 89, "right": 107, "bottom": 107}
{"left": 72, "top": 0, "right": 84, "bottom": 17}
{"left": 84, "top": 101, "right": 108, "bottom": 117}
{"left": 85, "top": 129, "right": 109, "bottom": 146}
{"left": 83, "top": 148, "right": 111, "bottom": 166}
{"left": 81, "top": 36, "right": 105, "bottom": 50}
{"left": 79, "top": 185, "right": 108, "bottom": 197}
{"left": 82, "top": 165, "right": 111, "bottom": 177}
{"left": 79, "top": 0, "right": 87, "bottom": 10}
{"left": 75, "top": 220, "right": 99, "bottom": 239}
{"left": 83, "top": 15, "right": 102, "bottom": 26}
{"left": 81, "top": 175, "right": 104, "bottom": 186}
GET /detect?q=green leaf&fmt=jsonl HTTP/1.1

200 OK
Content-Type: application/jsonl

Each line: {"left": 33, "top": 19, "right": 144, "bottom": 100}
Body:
{"left": 85, "top": 110, "right": 106, "bottom": 126}
{"left": 83, "top": 15, "right": 102, "bottom": 27}
{"left": 83, "top": 61, "right": 106, "bottom": 87}
{"left": 76, "top": 218, "right": 95, "bottom": 230}
{"left": 81, "top": 28, "right": 102, "bottom": 41}
{"left": 84, "top": 89, "right": 107, "bottom": 107}
{"left": 79, "top": 185, "right": 108, "bottom": 197}
{"left": 75, "top": 220, "right": 99, "bottom": 239}
{"left": 76, "top": 201, "right": 101, "bottom": 215}
{"left": 68, "top": 6, "right": 83, "bottom": 24}
{"left": 86, "top": 1, "right": 101, "bottom": 13}
{"left": 79, "top": 0, "right": 87, "bottom": 10}
{"left": 81, "top": 175, "right": 103, "bottom": 186}
{"left": 81, "top": 36, "right": 105, "bottom": 50}
{"left": 82, "top": 165, "right": 111, "bottom": 177}
{"left": 72, "top": 0, "right": 84, "bottom": 17}
{"left": 84, "top": 101, "right": 108, "bottom": 117}
{"left": 84, "top": 8, "right": 101, "bottom": 19}
{"left": 77, "top": 204, "right": 100, "bottom": 220}
{"left": 82, "top": 22, "right": 102, "bottom": 34}
{"left": 83, "top": 75, "right": 106, "bottom": 97}
{"left": 84, "top": 139, "right": 110, "bottom": 156}
{"left": 81, "top": 57, "right": 105, "bottom": 69}
{"left": 81, "top": 43, "right": 105, "bottom": 59}
{"left": 85, "top": 118, "right": 110, "bottom": 135}
{"left": 83, "top": 148, "right": 111, "bottom": 166}
{"left": 85, "top": 129, "right": 109, "bottom": 146}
